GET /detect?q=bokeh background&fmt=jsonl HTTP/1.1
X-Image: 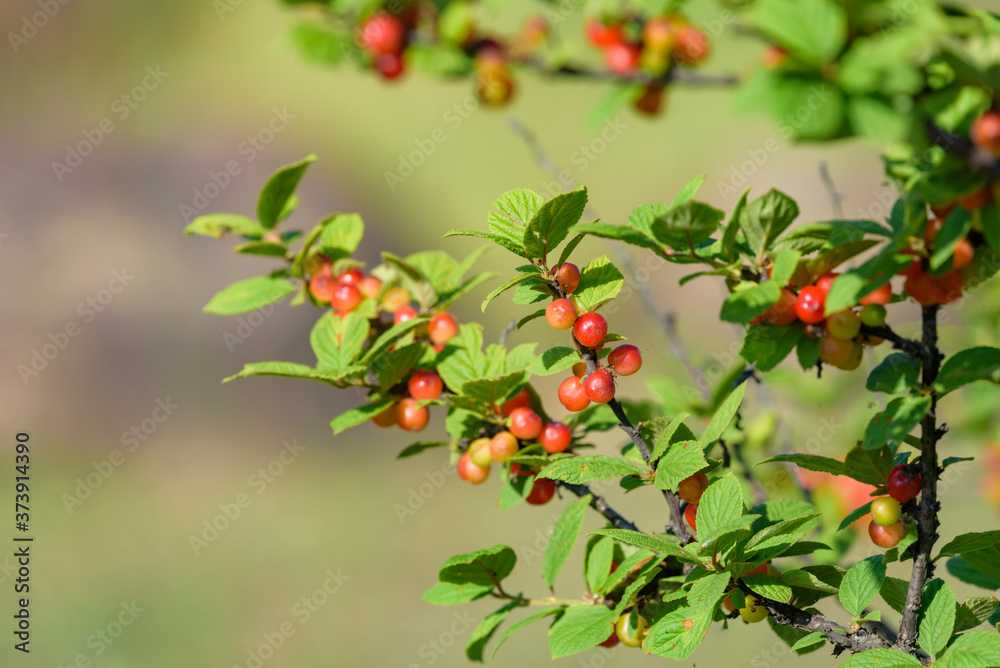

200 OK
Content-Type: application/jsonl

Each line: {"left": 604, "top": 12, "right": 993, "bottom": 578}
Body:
{"left": 2, "top": 0, "right": 999, "bottom": 666}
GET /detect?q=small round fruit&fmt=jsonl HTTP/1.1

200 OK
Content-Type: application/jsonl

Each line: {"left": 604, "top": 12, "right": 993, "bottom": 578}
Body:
{"left": 608, "top": 345, "right": 642, "bottom": 376}
{"left": 633, "top": 84, "right": 665, "bottom": 116}
{"left": 860, "top": 304, "right": 887, "bottom": 327}
{"left": 554, "top": 263, "right": 581, "bottom": 293}
{"left": 684, "top": 503, "right": 698, "bottom": 532}
{"left": 469, "top": 438, "right": 493, "bottom": 467}
{"left": 898, "top": 250, "right": 923, "bottom": 279}
{"left": 599, "top": 631, "right": 619, "bottom": 648}
{"left": 372, "top": 403, "right": 397, "bottom": 428}
{"left": 381, "top": 286, "right": 411, "bottom": 312}
{"left": 572, "top": 362, "right": 587, "bottom": 378}
{"left": 558, "top": 376, "right": 591, "bottom": 412}
{"left": 429, "top": 312, "right": 459, "bottom": 345}
{"left": 395, "top": 398, "right": 429, "bottom": 431}
{"left": 905, "top": 270, "right": 963, "bottom": 306}
{"left": 953, "top": 238, "right": 974, "bottom": 270}
{"left": 457, "top": 452, "right": 489, "bottom": 484}
{"left": 794, "top": 286, "right": 826, "bottom": 324}
{"left": 475, "top": 70, "right": 515, "bottom": 106}
{"left": 871, "top": 497, "right": 902, "bottom": 526}
{"left": 887, "top": 465, "right": 921, "bottom": 503}
{"left": 860, "top": 282, "right": 892, "bottom": 306}
{"left": 643, "top": 17, "right": 674, "bottom": 51}
{"left": 604, "top": 42, "right": 642, "bottom": 74}
{"left": 924, "top": 217, "right": 944, "bottom": 246}
{"left": 761, "top": 288, "right": 799, "bottom": 326}
{"left": 585, "top": 19, "right": 624, "bottom": 47}
{"left": 819, "top": 336, "right": 856, "bottom": 369}
{"left": 615, "top": 613, "right": 648, "bottom": 647}
{"left": 746, "top": 562, "right": 769, "bottom": 577}
{"left": 546, "top": 298, "right": 578, "bottom": 330}
{"left": 501, "top": 388, "right": 532, "bottom": 416}
{"left": 331, "top": 283, "right": 363, "bottom": 314}
{"left": 489, "top": 431, "right": 519, "bottom": 462}
{"left": 337, "top": 269, "right": 363, "bottom": 286}
{"left": 574, "top": 313, "right": 608, "bottom": 348}
{"left": 539, "top": 422, "right": 572, "bottom": 454}
{"left": 957, "top": 186, "right": 991, "bottom": 211}
{"left": 309, "top": 273, "right": 336, "bottom": 303}
{"left": 739, "top": 595, "right": 769, "bottom": 623}
{"left": 359, "top": 11, "right": 405, "bottom": 55}
{"left": 869, "top": 518, "right": 905, "bottom": 549}
{"left": 584, "top": 369, "right": 615, "bottom": 404}
{"left": 526, "top": 477, "right": 556, "bottom": 505}
{"left": 408, "top": 370, "right": 444, "bottom": 400}
{"left": 673, "top": 25, "right": 710, "bottom": 64}
{"left": 816, "top": 272, "right": 839, "bottom": 295}
{"left": 508, "top": 407, "right": 543, "bottom": 440}
{"left": 394, "top": 305, "right": 419, "bottom": 324}
{"left": 678, "top": 473, "right": 709, "bottom": 505}
{"left": 358, "top": 275, "right": 383, "bottom": 299}
{"left": 825, "top": 310, "right": 861, "bottom": 340}
{"left": 972, "top": 111, "right": 1000, "bottom": 153}
{"left": 375, "top": 52, "right": 405, "bottom": 80}
{"left": 761, "top": 44, "right": 788, "bottom": 68}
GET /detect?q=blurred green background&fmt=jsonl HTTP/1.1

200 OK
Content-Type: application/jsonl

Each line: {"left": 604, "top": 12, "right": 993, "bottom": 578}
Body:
{"left": 2, "top": 0, "right": 998, "bottom": 666}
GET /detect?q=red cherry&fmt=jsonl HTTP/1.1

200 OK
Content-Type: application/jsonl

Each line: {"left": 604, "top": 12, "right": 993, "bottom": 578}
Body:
{"left": 408, "top": 370, "right": 443, "bottom": 400}
{"left": 924, "top": 217, "right": 943, "bottom": 246}
{"left": 678, "top": 473, "right": 708, "bottom": 505}
{"left": 953, "top": 238, "right": 974, "bottom": 270}
{"left": 584, "top": 369, "right": 615, "bottom": 404}
{"left": 554, "top": 263, "right": 581, "bottom": 293}
{"left": 539, "top": 422, "right": 572, "bottom": 454}
{"left": 604, "top": 42, "right": 641, "bottom": 74}
{"left": 337, "top": 269, "right": 364, "bottom": 286}
{"left": 860, "top": 282, "right": 892, "bottom": 306}
{"left": 526, "top": 477, "right": 556, "bottom": 505}
{"left": 794, "top": 286, "right": 826, "bottom": 324}
{"left": 501, "top": 387, "right": 532, "bottom": 416}
{"left": 546, "top": 298, "right": 578, "bottom": 330}
{"left": 759, "top": 288, "right": 798, "bottom": 326}
{"left": 372, "top": 403, "right": 397, "bottom": 428}
{"left": 746, "top": 562, "right": 769, "bottom": 577}
{"left": 684, "top": 504, "right": 698, "bottom": 532}
{"left": 457, "top": 452, "right": 490, "bottom": 484}
{"left": 599, "top": 631, "right": 620, "bottom": 648}
{"left": 375, "top": 52, "right": 405, "bottom": 80}
{"left": 394, "top": 305, "right": 419, "bottom": 325}
{"left": 887, "top": 465, "right": 921, "bottom": 503}
{"left": 816, "top": 273, "right": 839, "bottom": 296}
{"left": 489, "top": 431, "right": 519, "bottom": 462}
{"left": 930, "top": 202, "right": 955, "bottom": 220}
{"left": 358, "top": 275, "right": 382, "bottom": 299}
{"left": 309, "top": 273, "right": 336, "bottom": 303}
{"left": 395, "top": 398, "right": 428, "bottom": 431}
{"left": 971, "top": 111, "right": 1000, "bottom": 153}
{"left": 585, "top": 19, "right": 624, "bottom": 47}
{"left": 359, "top": 11, "right": 405, "bottom": 55}
{"left": 331, "top": 283, "right": 362, "bottom": 314}
{"left": 574, "top": 312, "right": 608, "bottom": 348}
{"left": 819, "top": 336, "right": 857, "bottom": 369}
{"left": 898, "top": 250, "right": 923, "bottom": 279}
{"left": 904, "top": 270, "right": 962, "bottom": 306}
{"left": 673, "top": 25, "right": 710, "bottom": 64}
{"left": 761, "top": 45, "right": 788, "bottom": 68}
{"left": 957, "top": 186, "right": 991, "bottom": 211}
{"left": 869, "top": 519, "right": 905, "bottom": 549}
{"left": 572, "top": 362, "right": 587, "bottom": 378}
{"left": 558, "top": 376, "right": 591, "bottom": 412}
{"left": 429, "top": 312, "right": 459, "bottom": 345}
{"left": 608, "top": 345, "right": 642, "bottom": 376}
{"left": 508, "top": 407, "right": 543, "bottom": 440}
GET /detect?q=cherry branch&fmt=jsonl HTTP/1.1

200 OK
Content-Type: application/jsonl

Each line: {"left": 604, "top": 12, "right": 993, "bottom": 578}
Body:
{"left": 561, "top": 482, "right": 641, "bottom": 533}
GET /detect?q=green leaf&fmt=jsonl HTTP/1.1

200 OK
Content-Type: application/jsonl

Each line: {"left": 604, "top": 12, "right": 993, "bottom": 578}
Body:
{"left": 610, "top": 558, "right": 665, "bottom": 615}
{"left": 289, "top": 21, "right": 351, "bottom": 65}
{"left": 744, "top": 574, "right": 793, "bottom": 603}
{"left": 361, "top": 316, "right": 429, "bottom": 363}
{"left": 439, "top": 545, "right": 516, "bottom": 586}
{"left": 654, "top": 441, "right": 707, "bottom": 492}
{"left": 497, "top": 474, "right": 534, "bottom": 511}
{"left": 954, "top": 597, "right": 999, "bottom": 633}
{"left": 720, "top": 282, "right": 782, "bottom": 324}
{"left": 397, "top": 440, "right": 448, "bottom": 460}
{"left": 695, "top": 474, "right": 745, "bottom": 544}
{"left": 645, "top": 573, "right": 729, "bottom": 659}
{"left": 948, "top": 556, "right": 1000, "bottom": 590}
{"left": 770, "top": 249, "right": 801, "bottom": 286}
{"left": 584, "top": 537, "right": 615, "bottom": 593}
{"left": 538, "top": 456, "right": 644, "bottom": 485}
{"left": 935, "top": 631, "right": 1000, "bottom": 668}
{"left": 749, "top": 0, "right": 847, "bottom": 65}
{"left": 318, "top": 213, "right": 365, "bottom": 260}
{"left": 789, "top": 632, "right": 826, "bottom": 652}
{"left": 530, "top": 347, "right": 579, "bottom": 376}
{"left": 672, "top": 175, "right": 706, "bottom": 206}
{"left": 331, "top": 399, "right": 395, "bottom": 435}
{"left": 935, "top": 347, "right": 1000, "bottom": 395}
{"left": 862, "top": 396, "right": 931, "bottom": 450}
{"left": 184, "top": 213, "right": 263, "bottom": 238}
{"left": 645, "top": 201, "right": 726, "bottom": 251}
{"left": 781, "top": 565, "right": 844, "bottom": 593}
{"left": 573, "top": 256, "right": 624, "bottom": 312}
{"left": 841, "top": 648, "right": 922, "bottom": 667}
{"left": 937, "top": 531, "right": 1000, "bottom": 559}
{"left": 867, "top": 353, "right": 921, "bottom": 394}
{"left": 257, "top": 154, "right": 316, "bottom": 229}
{"left": 407, "top": 43, "right": 473, "bottom": 75}
{"left": 589, "top": 529, "right": 686, "bottom": 558}
{"left": 490, "top": 608, "right": 562, "bottom": 660}
{"left": 222, "top": 361, "right": 360, "bottom": 386}
{"left": 741, "top": 323, "right": 804, "bottom": 371}
{"left": 444, "top": 228, "right": 529, "bottom": 258}
{"left": 740, "top": 189, "right": 800, "bottom": 259}
{"left": 547, "top": 605, "right": 616, "bottom": 659}
{"left": 919, "top": 579, "right": 956, "bottom": 656}
{"left": 567, "top": 221, "right": 661, "bottom": 252}
{"left": 374, "top": 343, "right": 424, "bottom": 393}
{"left": 542, "top": 496, "right": 590, "bottom": 589}
{"left": 700, "top": 382, "right": 747, "bottom": 448}
{"left": 482, "top": 272, "right": 540, "bottom": 312}
{"left": 758, "top": 453, "right": 848, "bottom": 477}
{"left": 234, "top": 241, "right": 288, "bottom": 256}
{"left": 649, "top": 414, "right": 695, "bottom": 462}
{"left": 466, "top": 603, "right": 520, "bottom": 662}
{"left": 845, "top": 445, "right": 896, "bottom": 485}
{"left": 422, "top": 581, "right": 493, "bottom": 606}
{"left": 824, "top": 247, "right": 911, "bottom": 315}
{"left": 203, "top": 276, "right": 296, "bottom": 315}
{"left": 311, "top": 311, "right": 369, "bottom": 370}
{"left": 838, "top": 502, "right": 873, "bottom": 532}
{"left": 744, "top": 514, "right": 821, "bottom": 561}
{"left": 880, "top": 576, "right": 909, "bottom": 614}
{"left": 839, "top": 556, "right": 886, "bottom": 618}
{"left": 523, "top": 188, "right": 588, "bottom": 261}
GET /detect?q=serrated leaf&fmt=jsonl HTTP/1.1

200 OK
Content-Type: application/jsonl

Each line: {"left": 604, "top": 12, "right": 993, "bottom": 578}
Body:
{"left": 948, "top": 555, "right": 1000, "bottom": 590}
{"left": 317, "top": 213, "right": 364, "bottom": 260}
{"left": 590, "top": 529, "right": 686, "bottom": 558}
{"left": 838, "top": 502, "right": 874, "bottom": 532}
{"left": 573, "top": 256, "right": 624, "bottom": 312}
{"left": 721, "top": 282, "right": 782, "bottom": 324}
{"left": 530, "top": 347, "right": 580, "bottom": 376}
{"left": 524, "top": 188, "right": 588, "bottom": 261}
{"left": 185, "top": 213, "right": 264, "bottom": 238}
{"left": 542, "top": 496, "right": 590, "bottom": 589}
{"left": 331, "top": 399, "right": 395, "bottom": 435}
{"left": 881, "top": 576, "right": 908, "bottom": 614}
{"left": 790, "top": 632, "right": 826, "bottom": 652}
{"left": 444, "top": 229, "right": 529, "bottom": 258}
{"left": 397, "top": 440, "right": 448, "bottom": 460}
{"left": 935, "top": 631, "right": 1000, "bottom": 668}
{"left": 867, "top": 353, "right": 921, "bottom": 394}
{"left": 781, "top": 565, "right": 844, "bottom": 593}
{"left": 862, "top": 396, "right": 931, "bottom": 450}
{"left": 547, "top": 605, "right": 615, "bottom": 659}
{"left": 361, "top": 316, "right": 429, "bottom": 363}
{"left": 935, "top": 347, "right": 1000, "bottom": 395}
{"left": 482, "top": 272, "right": 540, "bottom": 312}
{"left": 696, "top": 474, "right": 745, "bottom": 544}
{"left": 672, "top": 175, "right": 706, "bottom": 206}
{"left": 740, "top": 189, "right": 800, "bottom": 258}
{"left": 654, "top": 440, "right": 707, "bottom": 492}
{"left": 643, "top": 201, "right": 726, "bottom": 251}
{"left": 422, "top": 581, "right": 493, "bottom": 606}
{"left": 758, "top": 453, "right": 849, "bottom": 477}
{"left": 649, "top": 414, "right": 695, "bottom": 462}
{"left": 841, "top": 648, "right": 922, "bottom": 667}
{"left": 748, "top": 0, "right": 846, "bottom": 65}
{"left": 257, "top": 154, "right": 316, "bottom": 229}
{"left": 741, "top": 323, "right": 804, "bottom": 371}
{"left": 938, "top": 531, "right": 1000, "bottom": 559}
{"left": 466, "top": 603, "right": 520, "bottom": 662}
{"left": 584, "top": 537, "right": 615, "bottom": 594}
{"left": 222, "top": 361, "right": 360, "bottom": 386}
{"left": 919, "top": 579, "right": 956, "bottom": 656}
{"left": 954, "top": 597, "right": 999, "bottom": 633}
{"left": 538, "top": 456, "right": 644, "bottom": 484}
{"left": 745, "top": 514, "right": 821, "bottom": 560}
{"left": 203, "top": 276, "right": 296, "bottom": 315}
{"left": 839, "top": 556, "right": 886, "bottom": 618}
{"left": 567, "top": 221, "right": 662, "bottom": 252}
{"left": 439, "top": 545, "right": 516, "bottom": 585}
{"left": 744, "top": 574, "right": 793, "bottom": 603}
{"left": 700, "top": 382, "right": 747, "bottom": 448}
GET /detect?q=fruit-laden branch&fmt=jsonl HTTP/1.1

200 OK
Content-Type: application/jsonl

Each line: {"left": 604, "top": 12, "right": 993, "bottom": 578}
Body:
{"left": 562, "top": 482, "right": 641, "bottom": 533}
{"left": 923, "top": 120, "right": 1000, "bottom": 180}
{"left": 861, "top": 323, "right": 923, "bottom": 358}
{"left": 515, "top": 60, "right": 740, "bottom": 87}
{"left": 896, "top": 305, "right": 944, "bottom": 648}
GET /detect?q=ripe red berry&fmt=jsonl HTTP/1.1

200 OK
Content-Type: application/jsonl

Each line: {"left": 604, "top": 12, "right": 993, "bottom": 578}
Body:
{"left": 331, "top": 283, "right": 363, "bottom": 314}
{"left": 359, "top": 11, "right": 405, "bottom": 55}
{"left": 508, "top": 407, "right": 543, "bottom": 440}
{"left": 574, "top": 312, "right": 608, "bottom": 348}
{"left": 599, "top": 631, "right": 620, "bottom": 648}
{"left": 584, "top": 369, "right": 615, "bottom": 404}
{"left": 375, "top": 52, "right": 405, "bottom": 80}
{"left": 429, "top": 312, "right": 459, "bottom": 345}
{"left": 539, "top": 422, "right": 572, "bottom": 454}
{"left": 395, "top": 397, "right": 429, "bottom": 431}
{"left": 794, "top": 286, "right": 826, "bottom": 324}
{"left": 604, "top": 42, "right": 641, "bottom": 74}
{"left": 554, "top": 263, "right": 581, "bottom": 293}
{"left": 816, "top": 273, "right": 839, "bottom": 295}
{"left": 860, "top": 282, "right": 892, "bottom": 306}
{"left": 608, "top": 345, "right": 642, "bottom": 376}
{"left": 372, "top": 403, "right": 397, "bottom": 428}
{"left": 746, "top": 562, "right": 769, "bottom": 577}
{"left": 572, "top": 362, "right": 587, "bottom": 378}
{"left": 904, "top": 269, "right": 962, "bottom": 306}
{"left": 394, "top": 305, "right": 419, "bottom": 325}
{"left": 408, "top": 370, "right": 443, "bottom": 400}
{"left": 501, "top": 387, "right": 532, "bottom": 416}
{"left": 489, "top": 431, "right": 519, "bottom": 462}
{"left": 678, "top": 473, "right": 709, "bottom": 505}
{"left": 358, "top": 275, "right": 383, "bottom": 299}
{"left": 673, "top": 25, "right": 710, "bottom": 64}
{"left": 585, "top": 19, "right": 624, "bottom": 47}
{"left": 957, "top": 186, "right": 991, "bottom": 211}
{"left": 558, "top": 376, "right": 591, "bottom": 412}
{"left": 526, "top": 477, "right": 556, "bottom": 505}
{"left": 684, "top": 503, "right": 698, "bottom": 532}
{"left": 887, "top": 465, "right": 921, "bottom": 503}
{"left": 337, "top": 269, "right": 363, "bottom": 286}
{"left": 546, "top": 298, "right": 578, "bottom": 330}
{"left": 869, "top": 518, "right": 905, "bottom": 549}
{"left": 953, "top": 238, "right": 974, "bottom": 270}
{"left": 759, "top": 288, "right": 798, "bottom": 326}
{"left": 309, "top": 273, "right": 336, "bottom": 303}
{"left": 820, "top": 336, "right": 859, "bottom": 370}
{"left": 924, "top": 217, "right": 943, "bottom": 246}
{"left": 898, "top": 250, "right": 923, "bottom": 279}
{"left": 971, "top": 111, "right": 1000, "bottom": 154}
{"left": 457, "top": 452, "right": 490, "bottom": 484}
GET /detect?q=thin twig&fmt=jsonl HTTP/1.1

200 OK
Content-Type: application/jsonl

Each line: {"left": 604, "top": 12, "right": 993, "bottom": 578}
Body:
{"left": 818, "top": 162, "right": 845, "bottom": 219}
{"left": 498, "top": 318, "right": 517, "bottom": 345}
{"left": 562, "top": 482, "right": 642, "bottom": 533}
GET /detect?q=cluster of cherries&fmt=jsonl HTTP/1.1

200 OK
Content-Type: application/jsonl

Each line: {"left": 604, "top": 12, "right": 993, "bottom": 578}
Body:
{"left": 584, "top": 13, "right": 710, "bottom": 116}
{"left": 867, "top": 464, "right": 922, "bottom": 549}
